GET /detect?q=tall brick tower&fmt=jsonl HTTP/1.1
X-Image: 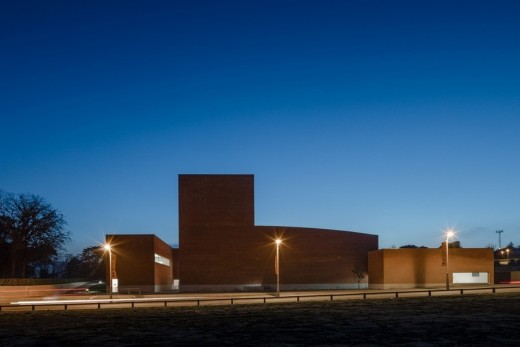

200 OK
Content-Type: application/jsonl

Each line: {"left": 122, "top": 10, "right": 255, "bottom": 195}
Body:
{"left": 179, "top": 174, "right": 269, "bottom": 291}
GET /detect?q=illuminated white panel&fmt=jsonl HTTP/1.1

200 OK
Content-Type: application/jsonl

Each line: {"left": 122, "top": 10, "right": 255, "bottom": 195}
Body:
{"left": 453, "top": 272, "right": 488, "bottom": 284}
{"left": 154, "top": 253, "right": 171, "bottom": 266}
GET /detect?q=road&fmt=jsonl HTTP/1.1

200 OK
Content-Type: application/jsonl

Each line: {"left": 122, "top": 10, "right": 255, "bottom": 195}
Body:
{"left": 2, "top": 284, "right": 520, "bottom": 312}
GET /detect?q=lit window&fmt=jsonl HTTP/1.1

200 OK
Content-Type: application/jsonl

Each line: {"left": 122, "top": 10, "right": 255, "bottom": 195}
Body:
{"left": 154, "top": 253, "right": 171, "bottom": 266}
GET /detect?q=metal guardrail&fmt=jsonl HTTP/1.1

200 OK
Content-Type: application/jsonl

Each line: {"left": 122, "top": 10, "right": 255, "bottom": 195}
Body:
{"left": 2, "top": 285, "right": 520, "bottom": 312}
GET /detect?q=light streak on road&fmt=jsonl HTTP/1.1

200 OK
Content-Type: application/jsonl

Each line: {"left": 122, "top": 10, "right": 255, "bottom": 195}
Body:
{"left": 11, "top": 296, "right": 204, "bottom": 305}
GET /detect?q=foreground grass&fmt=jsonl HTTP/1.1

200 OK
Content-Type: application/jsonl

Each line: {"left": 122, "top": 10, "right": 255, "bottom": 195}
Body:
{"left": 1, "top": 293, "right": 520, "bottom": 346}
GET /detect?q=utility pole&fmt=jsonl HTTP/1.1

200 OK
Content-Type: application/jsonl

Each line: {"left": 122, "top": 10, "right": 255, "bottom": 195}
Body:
{"left": 496, "top": 230, "right": 503, "bottom": 249}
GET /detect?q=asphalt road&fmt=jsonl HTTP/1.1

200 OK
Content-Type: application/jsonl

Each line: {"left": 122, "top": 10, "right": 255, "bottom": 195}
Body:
{"left": 2, "top": 284, "right": 520, "bottom": 312}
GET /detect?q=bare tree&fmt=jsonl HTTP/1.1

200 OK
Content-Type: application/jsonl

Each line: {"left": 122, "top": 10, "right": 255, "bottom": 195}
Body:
{"left": 352, "top": 265, "right": 367, "bottom": 289}
{"left": 0, "top": 191, "right": 69, "bottom": 277}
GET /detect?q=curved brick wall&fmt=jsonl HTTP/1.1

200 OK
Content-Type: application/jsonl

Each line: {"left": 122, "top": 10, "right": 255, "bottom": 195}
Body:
{"left": 179, "top": 174, "right": 378, "bottom": 291}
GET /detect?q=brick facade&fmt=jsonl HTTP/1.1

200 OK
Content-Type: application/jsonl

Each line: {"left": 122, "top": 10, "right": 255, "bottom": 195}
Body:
{"left": 105, "top": 234, "right": 174, "bottom": 293}
{"left": 368, "top": 248, "right": 494, "bottom": 289}
{"left": 179, "top": 174, "right": 378, "bottom": 291}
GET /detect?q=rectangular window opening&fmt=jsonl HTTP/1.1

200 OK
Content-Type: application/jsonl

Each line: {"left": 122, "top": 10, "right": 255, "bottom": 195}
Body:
{"left": 154, "top": 253, "right": 171, "bottom": 266}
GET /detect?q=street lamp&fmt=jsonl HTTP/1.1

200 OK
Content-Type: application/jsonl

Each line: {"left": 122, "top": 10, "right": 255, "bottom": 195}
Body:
{"left": 445, "top": 230, "right": 454, "bottom": 290}
{"left": 275, "top": 239, "right": 282, "bottom": 297}
{"left": 103, "top": 243, "right": 113, "bottom": 299}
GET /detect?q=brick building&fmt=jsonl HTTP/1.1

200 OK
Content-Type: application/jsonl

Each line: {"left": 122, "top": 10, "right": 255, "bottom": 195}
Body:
{"left": 105, "top": 234, "right": 175, "bottom": 293}
{"left": 105, "top": 174, "right": 494, "bottom": 293}
{"left": 368, "top": 248, "right": 494, "bottom": 289}
{"left": 178, "top": 174, "right": 379, "bottom": 291}
{"left": 105, "top": 174, "right": 378, "bottom": 292}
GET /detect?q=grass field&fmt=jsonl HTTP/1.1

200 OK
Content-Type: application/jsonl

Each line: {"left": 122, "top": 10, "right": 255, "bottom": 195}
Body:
{"left": 1, "top": 293, "right": 520, "bottom": 346}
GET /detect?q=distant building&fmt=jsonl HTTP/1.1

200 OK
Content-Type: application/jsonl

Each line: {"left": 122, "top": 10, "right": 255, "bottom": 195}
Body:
{"left": 493, "top": 247, "right": 520, "bottom": 284}
{"left": 368, "top": 248, "right": 494, "bottom": 289}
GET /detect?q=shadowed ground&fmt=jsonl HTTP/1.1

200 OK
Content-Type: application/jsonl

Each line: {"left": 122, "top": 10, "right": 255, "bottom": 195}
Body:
{"left": 1, "top": 293, "right": 520, "bottom": 346}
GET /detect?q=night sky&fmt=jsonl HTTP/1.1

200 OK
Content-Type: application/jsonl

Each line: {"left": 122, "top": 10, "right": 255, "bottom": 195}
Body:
{"left": 2, "top": 0, "right": 519, "bottom": 254}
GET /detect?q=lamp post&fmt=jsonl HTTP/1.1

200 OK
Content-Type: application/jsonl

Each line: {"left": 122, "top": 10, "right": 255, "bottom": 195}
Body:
{"left": 445, "top": 230, "right": 454, "bottom": 290}
{"left": 103, "top": 244, "right": 113, "bottom": 299}
{"left": 275, "top": 239, "right": 282, "bottom": 297}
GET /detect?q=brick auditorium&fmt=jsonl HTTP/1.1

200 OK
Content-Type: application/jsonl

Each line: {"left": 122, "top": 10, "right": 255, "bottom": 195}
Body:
{"left": 106, "top": 174, "right": 379, "bottom": 292}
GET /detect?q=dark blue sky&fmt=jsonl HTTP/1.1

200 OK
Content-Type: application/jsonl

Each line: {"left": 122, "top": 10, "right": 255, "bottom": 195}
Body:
{"left": 2, "top": 0, "right": 519, "bottom": 254}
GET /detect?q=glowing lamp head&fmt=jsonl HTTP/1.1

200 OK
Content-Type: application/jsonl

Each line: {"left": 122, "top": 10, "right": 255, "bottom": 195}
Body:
{"left": 103, "top": 244, "right": 111, "bottom": 251}
{"left": 446, "top": 230, "right": 454, "bottom": 239}
{"left": 275, "top": 239, "right": 282, "bottom": 245}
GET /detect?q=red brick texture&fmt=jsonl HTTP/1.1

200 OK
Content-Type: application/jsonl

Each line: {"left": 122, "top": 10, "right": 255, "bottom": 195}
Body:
{"left": 179, "top": 174, "right": 378, "bottom": 291}
{"left": 105, "top": 234, "right": 174, "bottom": 293}
{"left": 368, "top": 248, "right": 494, "bottom": 289}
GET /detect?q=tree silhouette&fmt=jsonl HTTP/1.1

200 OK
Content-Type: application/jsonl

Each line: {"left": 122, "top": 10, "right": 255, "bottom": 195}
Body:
{"left": 352, "top": 265, "right": 367, "bottom": 289}
{"left": 0, "top": 191, "right": 69, "bottom": 277}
